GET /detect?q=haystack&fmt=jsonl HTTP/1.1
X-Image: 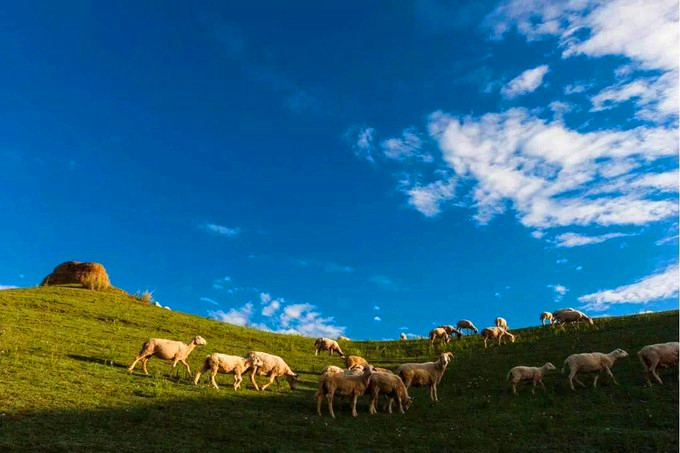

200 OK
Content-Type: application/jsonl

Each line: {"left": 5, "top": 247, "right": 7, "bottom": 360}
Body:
{"left": 41, "top": 261, "right": 111, "bottom": 290}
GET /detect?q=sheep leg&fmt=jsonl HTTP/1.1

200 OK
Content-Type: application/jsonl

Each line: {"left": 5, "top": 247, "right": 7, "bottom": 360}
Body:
{"left": 316, "top": 392, "right": 324, "bottom": 416}
{"left": 249, "top": 369, "right": 261, "bottom": 391}
{"left": 573, "top": 376, "right": 586, "bottom": 387}
{"left": 593, "top": 374, "right": 599, "bottom": 388}
{"left": 179, "top": 360, "right": 192, "bottom": 378}
{"left": 260, "top": 374, "right": 276, "bottom": 391}
{"left": 539, "top": 379, "right": 546, "bottom": 391}
{"left": 531, "top": 378, "right": 537, "bottom": 394}
{"left": 128, "top": 356, "right": 142, "bottom": 372}
{"left": 141, "top": 357, "right": 150, "bottom": 375}
{"left": 351, "top": 394, "right": 359, "bottom": 417}
{"left": 511, "top": 381, "right": 518, "bottom": 395}
{"left": 397, "top": 397, "right": 404, "bottom": 414}
{"left": 327, "top": 392, "right": 336, "bottom": 418}
{"left": 369, "top": 389, "right": 378, "bottom": 415}
{"left": 234, "top": 373, "right": 242, "bottom": 390}
{"left": 484, "top": 338, "right": 488, "bottom": 348}
{"left": 650, "top": 363, "right": 663, "bottom": 385}
{"left": 605, "top": 367, "right": 619, "bottom": 385}
{"left": 568, "top": 370, "right": 585, "bottom": 390}
{"left": 209, "top": 368, "right": 220, "bottom": 390}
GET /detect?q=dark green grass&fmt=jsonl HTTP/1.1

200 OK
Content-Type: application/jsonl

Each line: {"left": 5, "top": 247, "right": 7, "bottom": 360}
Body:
{"left": 0, "top": 286, "right": 677, "bottom": 452}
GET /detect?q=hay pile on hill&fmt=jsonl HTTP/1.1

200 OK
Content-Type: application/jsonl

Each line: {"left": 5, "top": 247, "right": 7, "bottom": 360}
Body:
{"left": 40, "top": 261, "right": 111, "bottom": 290}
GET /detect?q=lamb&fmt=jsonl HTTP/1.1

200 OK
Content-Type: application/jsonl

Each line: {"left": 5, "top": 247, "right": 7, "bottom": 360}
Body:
{"left": 495, "top": 317, "right": 508, "bottom": 330}
{"left": 438, "top": 325, "right": 463, "bottom": 338}
{"left": 638, "top": 342, "right": 679, "bottom": 386}
{"left": 128, "top": 335, "right": 206, "bottom": 376}
{"left": 397, "top": 352, "right": 454, "bottom": 402}
{"left": 193, "top": 353, "right": 263, "bottom": 390}
{"left": 540, "top": 312, "right": 553, "bottom": 326}
{"left": 247, "top": 351, "right": 298, "bottom": 391}
{"left": 562, "top": 349, "right": 629, "bottom": 391}
{"left": 400, "top": 332, "right": 407, "bottom": 341}
{"left": 506, "top": 363, "right": 557, "bottom": 394}
{"left": 456, "top": 319, "right": 478, "bottom": 334}
{"left": 480, "top": 327, "right": 515, "bottom": 348}
{"left": 553, "top": 309, "right": 593, "bottom": 327}
{"left": 429, "top": 327, "right": 451, "bottom": 345}
{"left": 345, "top": 355, "right": 369, "bottom": 369}
{"left": 316, "top": 365, "right": 374, "bottom": 418}
{"left": 367, "top": 371, "right": 412, "bottom": 414}
{"left": 314, "top": 337, "right": 345, "bottom": 357}
{"left": 337, "top": 336, "right": 351, "bottom": 342}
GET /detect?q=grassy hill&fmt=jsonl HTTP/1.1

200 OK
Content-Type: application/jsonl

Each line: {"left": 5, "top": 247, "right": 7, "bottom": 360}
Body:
{"left": 0, "top": 286, "right": 677, "bottom": 452}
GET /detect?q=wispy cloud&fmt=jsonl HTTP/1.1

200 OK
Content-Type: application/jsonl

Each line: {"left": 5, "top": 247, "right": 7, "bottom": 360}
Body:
{"left": 369, "top": 275, "right": 397, "bottom": 290}
{"left": 404, "top": 176, "right": 457, "bottom": 217}
{"left": 200, "top": 297, "right": 219, "bottom": 306}
{"left": 548, "top": 284, "right": 568, "bottom": 302}
{"left": 501, "top": 65, "right": 549, "bottom": 99}
{"left": 579, "top": 264, "right": 679, "bottom": 311}
{"left": 555, "top": 232, "right": 635, "bottom": 248}
{"left": 201, "top": 222, "right": 240, "bottom": 237}
{"left": 209, "top": 303, "right": 253, "bottom": 326}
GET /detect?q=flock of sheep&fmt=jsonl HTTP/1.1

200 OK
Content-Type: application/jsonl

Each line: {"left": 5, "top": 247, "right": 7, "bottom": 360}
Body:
{"left": 125, "top": 308, "right": 679, "bottom": 418}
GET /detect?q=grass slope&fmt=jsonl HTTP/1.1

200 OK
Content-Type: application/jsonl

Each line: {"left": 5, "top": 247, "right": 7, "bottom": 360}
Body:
{"left": 0, "top": 286, "right": 677, "bottom": 452}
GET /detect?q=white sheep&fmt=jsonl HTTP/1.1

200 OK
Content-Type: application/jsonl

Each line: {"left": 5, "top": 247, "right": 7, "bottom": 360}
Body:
{"left": 429, "top": 327, "right": 451, "bottom": 345}
{"left": 495, "top": 317, "right": 508, "bottom": 330}
{"left": 128, "top": 335, "right": 206, "bottom": 376}
{"left": 638, "top": 342, "right": 679, "bottom": 386}
{"left": 314, "top": 337, "right": 345, "bottom": 357}
{"left": 247, "top": 351, "right": 298, "bottom": 391}
{"left": 193, "top": 353, "right": 264, "bottom": 390}
{"left": 456, "top": 319, "right": 478, "bottom": 334}
{"left": 337, "top": 336, "right": 351, "bottom": 342}
{"left": 553, "top": 309, "right": 593, "bottom": 327}
{"left": 480, "top": 327, "right": 515, "bottom": 348}
{"left": 506, "top": 363, "right": 557, "bottom": 394}
{"left": 316, "top": 365, "right": 374, "bottom": 418}
{"left": 562, "top": 349, "right": 629, "bottom": 390}
{"left": 400, "top": 332, "right": 407, "bottom": 341}
{"left": 540, "top": 312, "right": 553, "bottom": 326}
{"left": 438, "top": 325, "right": 463, "bottom": 338}
{"left": 397, "top": 352, "right": 453, "bottom": 402}
{"left": 367, "top": 371, "right": 412, "bottom": 414}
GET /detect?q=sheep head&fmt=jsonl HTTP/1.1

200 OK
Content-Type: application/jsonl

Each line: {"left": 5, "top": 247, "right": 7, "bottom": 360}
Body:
{"left": 286, "top": 373, "right": 299, "bottom": 390}
{"left": 192, "top": 336, "right": 207, "bottom": 346}
{"left": 543, "top": 362, "right": 557, "bottom": 372}
{"left": 610, "top": 349, "right": 629, "bottom": 360}
{"left": 247, "top": 355, "right": 264, "bottom": 368}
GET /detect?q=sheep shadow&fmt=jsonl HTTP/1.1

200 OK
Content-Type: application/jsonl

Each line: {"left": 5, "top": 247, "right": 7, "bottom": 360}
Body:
{"left": 67, "top": 354, "right": 128, "bottom": 369}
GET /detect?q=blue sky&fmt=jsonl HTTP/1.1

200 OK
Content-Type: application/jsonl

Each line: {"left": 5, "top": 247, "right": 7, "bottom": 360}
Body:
{"left": 0, "top": 1, "right": 678, "bottom": 339}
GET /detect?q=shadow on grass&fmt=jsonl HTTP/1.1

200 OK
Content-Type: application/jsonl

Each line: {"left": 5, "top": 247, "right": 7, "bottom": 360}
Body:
{"left": 67, "top": 354, "right": 128, "bottom": 369}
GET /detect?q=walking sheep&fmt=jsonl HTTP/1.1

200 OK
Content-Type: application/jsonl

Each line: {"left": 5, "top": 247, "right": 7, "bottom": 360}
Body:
{"left": 128, "top": 335, "right": 207, "bottom": 376}
{"left": 638, "top": 342, "right": 679, "bottom": 386}
{"left": 553, "top": 309, "right": 593, "bottom": 328}
{"left": 429, "top": 327, "right": 451, "bottom": 345}
{"left": 456, "top": 319, "right": 478, "bottom": 334}
{"left": 316, "top": 365, "right": 374, "bottom": 418}
{"left": 314, "top": 338, "right": 345, "bottom": 357}
{"left": 506, "top": 363, "right": 556, "bottom": 394}
{"left": 480, "top": 327, "right": 515, "bottom": 348}
{"left": 193, "top": 353, "right": 263, "bottom": 390}
{"left": 540, "top": 312, "right": 553, "bottom": 326}
{"left": 247, "top": 351, "right": 298, "bottom": 391}
{"left": 562, "top": 349, "right": 628, "bottom": 391}
{"left": 397, "top": 352, "right": 453, "bottom": 402}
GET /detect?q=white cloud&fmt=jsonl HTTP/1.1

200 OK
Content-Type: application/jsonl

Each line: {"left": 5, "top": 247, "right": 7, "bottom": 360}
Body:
{"left": 0, "top": 285, "right": 18, "bottom": 290}
{"left": 373, "top": 305, "right": 380, "bottom": 310}
{"left": 631, "top": 171, "right": 678, "bottom": 192}
{"left": 381, "top": 128, "right": 431, "bottom": 161}
{"left": 202, "top": 222, "right": 240, "bottom": 237}
{"left": 548, "top": 284, "right": 568, "bottom": 302}
{"left": 405, "top": 176, "right": 457, "bottom": 217}
{"left": 209, "top": 303, "right": 253, "bottom": 326}
{"left": 427, "top": 108, "right": 678, "bottom": 228}
{"left": 579, "top": 264, "right": 679, "bottom": 311}
{"left": 259, "top": 292, "right": 271, "bottom": 304}
{"left": 347, "top": 126, "right": 376, "bottom": 162}
{"left": 555, "top": 232, "right": 635, "bottom": 247}
{"left": 200, "top": 297, "right": 219, "bottom": 305}
{"left": 373, "top": 316, "right": 381, "bottom": 321}
{"left": 501, "top": 65, "right": 550, "bottom": 98}
{"left": 261, "top": 299, "right": 281, "bottom": 317}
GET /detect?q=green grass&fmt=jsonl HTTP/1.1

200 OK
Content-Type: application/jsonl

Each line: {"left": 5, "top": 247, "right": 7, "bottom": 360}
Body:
{"left": 0, "top": 286, "right": 677, "bottom": 452}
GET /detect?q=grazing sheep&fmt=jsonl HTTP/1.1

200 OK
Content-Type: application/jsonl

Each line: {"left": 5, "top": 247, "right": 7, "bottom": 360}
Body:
{"left": 345, "top": 355, "right": 369, "bottom": 369}
{"left": 638, "top": 342, "right": 679, "bottom": 386}
{"left": 316, "top": 365, "right": 374, "bottom": 418}
{"left": 480, "top": 327, "right": 515, "bottom": 348}
{"left": 374, "top": 366, "right": 394, "bottom": 374}
{"left": 553, "top": 309, "right": 593, "bottom": 327}
{"left": 193, "top": 353, "right": 263, "bottom": 390}
{"left": 247, "top": 351, "right": 298, "bottom": 391}
{"left": 314, "top": 338, "right": 345, "bottom": 357}
{"left": 552, "top": 308, "right": 576, "bottom": 318}
{"left": 540, "top": 312, "right": 553, "bottom": 326}
{"left": 128, "top": 335, "right": 207, "bottom": 376}
{"left": 400, "top": 332, "right": 407, "bottom": 341}
{"left": 456, "top": 319, "right": 478, "bottom": 334}
{"left": 337, "top": 336, "right": 351, "bottom": 342}
{"left": 495, "top": 317, "right": 508, "bottom": 330}
{"left": 397, "top": 352, "right": 454, "bottom": 402}
{"left": 429, "top": 327, "right": 451, "bottom": 345}
{"left": 438, "top": 325, "right": 463, "bottom": 338}
{"left": 506, "top": 363, "right": 557, "bottom": 394}
{"left": 562, "top": 349, "right": 629, "bottom": 391}
{"left": 368, "top": 371, "right": 412, "bottom": 414}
